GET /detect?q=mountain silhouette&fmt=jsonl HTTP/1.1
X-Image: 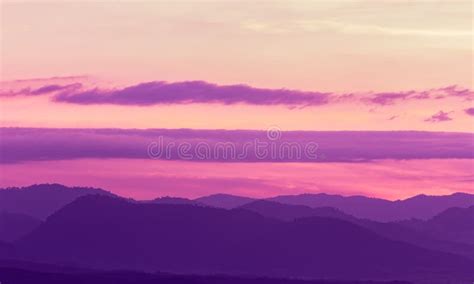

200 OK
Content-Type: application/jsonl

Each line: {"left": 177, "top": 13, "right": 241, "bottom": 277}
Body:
{"left": 268, "top": 192, "right": 474, "bottom": 221}
{"left": 0, "top": 264, "right": 412, "bottom": 284}
{"left": 239, "top": 200, "right": 474, "bottom": 259}
{"left": 0, "top": 240, "right": 14, "bottom": 257}
{"left": 0, "top": 260, "right": 411, "bottom": 284}
{"left": 240, "top": 200, "right": 354, "bottom": 222}
{"left": 194, "top": 193, "right": 256, "bottom": 209}
{"left": 13, "top": 195, "right": 474, "bottom": 282}
{"left": 0, "top": 212, "right": 42, "bottom": 242}
{"left": 399, "top": 206, "right": 474, "bottom": 246}
{"left": 191, "top": 192, "right": 474, "bottom": 222}
{"left": 3, "top": 183, "right": 472, "bottom": 223}
{"left": 149, "top": 196, "right": 201, "bottom": 205}
{"left": 0, "top": 184, "right": 116, "bottom": 220}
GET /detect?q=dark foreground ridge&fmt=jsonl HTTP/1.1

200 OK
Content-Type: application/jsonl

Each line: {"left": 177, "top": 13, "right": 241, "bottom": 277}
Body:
{"left": 6, "top": 195, "right": 473, "bottom": 283}
{"left": 0, "top": 267, "right": 412, "bottom": 284}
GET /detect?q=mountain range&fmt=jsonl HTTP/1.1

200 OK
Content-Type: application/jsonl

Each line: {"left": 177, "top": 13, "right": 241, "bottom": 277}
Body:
{"left": 9, "top": 195, "right": 474, "bottom": 283}
{"left": 196, "top": 192, "right": 474, "bottom": 222}
{"left": 239, "top": 200, "right": 474, "bottom": 260}
{"left": 0, "top": 184, "right": 115, "bottom": 220}
{"left": 2, "top": 184, "right": 473, "bottom": 222}
{"left": 0, "top": 184, "right": 473, "bottom": 283}
{"left": 0, "top": 261, "right": 411, "bottom": 284}
{"left": 0, "top": 211, "right": 42, "bottom": 242}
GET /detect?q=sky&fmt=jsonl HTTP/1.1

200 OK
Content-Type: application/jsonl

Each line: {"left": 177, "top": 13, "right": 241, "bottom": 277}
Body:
{"left": 0, "top": 0, "right": 473, "bottom": 199}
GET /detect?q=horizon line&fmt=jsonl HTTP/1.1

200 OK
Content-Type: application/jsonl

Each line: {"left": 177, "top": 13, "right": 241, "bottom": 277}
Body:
{"left": 2, "top": 183, "right": 473, "bottom": 203}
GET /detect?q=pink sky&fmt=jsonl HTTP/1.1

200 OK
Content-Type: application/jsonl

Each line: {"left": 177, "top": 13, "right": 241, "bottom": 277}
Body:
{"left": 1, "top": 1, "right": 473, "bottom": 131}
{"left": 0, "top": 0, "right": 473, "bottom": 199}
{"left": 2, "top": 1, "right": 472, "bottom": 92}
{"left": 1, "top": 159, "right": 472, "bottom": 200}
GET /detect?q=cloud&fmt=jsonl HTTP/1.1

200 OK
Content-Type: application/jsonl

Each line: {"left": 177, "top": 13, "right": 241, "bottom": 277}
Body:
{"left": 31, "top": 85, "right": 70, "bottom": 95}
{"left": 364, "top": 86, "right": 473, "bottom": 106}
{"left": 1, "top": 128, "right": 472, "bottom": 163}
{"left": 424, "top": 111, "right": 453, "bottom": 123}
{"left": 47, "top": 83, "right": 474, "bottom": 108}
{"left": 2, "top": 79, "right": 473, "bottom": 108}
{"left": 436, "top": 86, "right": 474, "bottom": 100}
{"left": 366, "top": 92, "right": 413, "bottom": 105}
{"left": 464, "top": 107, "right": 474, "bottom": 116}
{"left": 0, "top": 83, "right": 82, "bottom": 97}
{"left": 53, "top": 81, "right": 331, "bottom": 107}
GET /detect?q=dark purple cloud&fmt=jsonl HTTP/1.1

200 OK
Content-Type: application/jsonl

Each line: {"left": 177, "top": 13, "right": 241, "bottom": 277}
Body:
{"left": 0, "top": 83, "right": 81, "bottom": 97}
{"left": 464, "top": 107, "right": 474, "bottom": 116}
{"left": 364, "top": 86, "right": 474, "bottom": 106}
{"left": 424, "top": 111, "right": 453, "bottom": 123}
{"left": 1, "top": 127, "right": 472, "bottom": 163}
{"left": 363, "top": 86, "right": 474, "bottom": 106}
{"left": 3, "top": 79, "right": 473, "bottom": 108}
{"left": 54, "top": 82, "right": 473, "bottom": 107}
{"left": 31, "top": 84, "right": 82, "bottom": 95}
{"left": 53, "top": 81, "right": 331, "bottom": 106}
{"left": 438, "top": 85, "right": 474, "bottom": 99}
{"left": 366, "top": 92, "right": 413, "bottom": 105}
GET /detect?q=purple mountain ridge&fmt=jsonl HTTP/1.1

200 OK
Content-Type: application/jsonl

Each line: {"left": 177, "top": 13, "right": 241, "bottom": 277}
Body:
{"left": 0, "top": 265, "right": 412, "bottom": 284}
{"left": 194, "top": 193, "right": 256, "bottom": 209}
{"left": 267, "top": 192, "right": 474, "bottom": 221}
{"left": 239, "top": 200, "right": 474, "bottom": 259}
{"left": 240, "top": 200, "right": 354, "bottom": 222}
{"left": 0, "top": 241, "right": 14, "bottom": 258}
{"left": 10, "top": 195, "right": 474, "bottom": 283}
{"left": 195, "top": 192, "right": 474, "bottom": 221}
{"left": 0, "top": 212, "right": 42, "bottom": 243}
{"left": 0, "top": 184, "right": 116, "bottom": 220}
{"left": 398, "top": 206, "right": 474, "bottom": 246}
{"left": 2, "top": 184, "right": 473, "bottom": 222}
{"left": 0, "top": 260, "right": 409, "bottom": 284}
{"left": 148, "top": 196, "right": 201, "bottom": 206}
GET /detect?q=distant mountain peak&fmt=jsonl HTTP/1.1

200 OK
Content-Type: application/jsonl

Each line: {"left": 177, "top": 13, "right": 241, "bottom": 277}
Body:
{"left": 1, "top": 183, "right": 113, "bottom": 195}
{"left": 268, "top": 191, "right": 474, "bottom": 222}
{"left": 201, "top": 193, "right": 250, "bottom": 198}
{"left": 0, "top": 184, "right": 116, "bottom": 220}
{"left": 194, "top": 193, "right": 256, "bottom": 209}
{"left": 150, "top": 196, "right": 201, "bottom": 206}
